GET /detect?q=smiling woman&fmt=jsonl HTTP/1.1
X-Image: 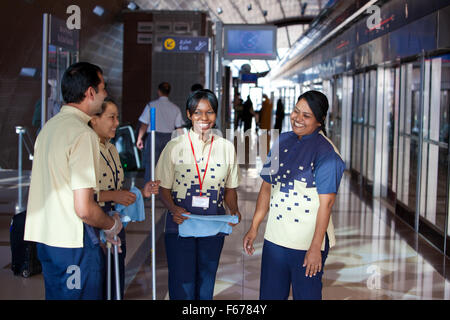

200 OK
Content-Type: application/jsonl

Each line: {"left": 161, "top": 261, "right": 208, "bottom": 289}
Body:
{"left": 243, "top": 90, "right": 345, "bottom": 300}
{"left": 90, "top": 97, "right": 120, "bottom": 144}
{"left": 89, "top": 97, "right": 160, "bottom": 299}
{"left": 291, "top": 90, "right": 329, "bottom": 139}
{"left": 186, "top": 89, "right": 218, "bottom": 140}
{"left": 155, "top": 89, "right": 241, "bottom": 300}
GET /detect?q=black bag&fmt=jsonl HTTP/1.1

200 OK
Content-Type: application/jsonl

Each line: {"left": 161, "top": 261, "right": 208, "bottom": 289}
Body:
{"left": 9, "top": 211, "right": 42, "bottom": 278}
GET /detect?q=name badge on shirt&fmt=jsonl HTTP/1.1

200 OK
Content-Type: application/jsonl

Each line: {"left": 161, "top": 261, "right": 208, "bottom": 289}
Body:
{"left": 192, "top": 196, "right": 209, "bottom": 208}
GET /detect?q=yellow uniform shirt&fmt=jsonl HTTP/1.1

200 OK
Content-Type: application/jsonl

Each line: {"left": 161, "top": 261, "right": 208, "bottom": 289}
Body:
{"left": 97, "top": 141, "right": 124, "bottom": 206}
{"left": 155, "top": 129, "right": 240, "bottom": 233}
{"left": 24, "top": 105, "right": 100, "bottom": 248}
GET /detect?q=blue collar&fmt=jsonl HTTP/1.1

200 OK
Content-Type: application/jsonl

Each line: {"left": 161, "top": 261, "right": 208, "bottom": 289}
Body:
{"left": 290, "top": 127, "right": 322, "bottom": 141}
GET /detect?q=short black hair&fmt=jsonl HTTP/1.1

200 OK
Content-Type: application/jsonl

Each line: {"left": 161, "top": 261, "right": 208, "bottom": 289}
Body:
{"left": 186, "top": 89, "right": 218, "bottom": 116}
{"left": 61, "top": 62, "right": 103, "bottom": 104}
{"left": 190, "top": 83, "right": 203, "bottom": 92}
{"left": 158, "top": 82, "right": 171, "bottom": 96}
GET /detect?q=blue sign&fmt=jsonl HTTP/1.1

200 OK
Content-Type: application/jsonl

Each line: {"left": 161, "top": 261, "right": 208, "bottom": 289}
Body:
{"left": 241, "top": 73, "right": 258, "bottom": 83}
{"left": 162, "top": 36, "right": 209, "bottom": 53}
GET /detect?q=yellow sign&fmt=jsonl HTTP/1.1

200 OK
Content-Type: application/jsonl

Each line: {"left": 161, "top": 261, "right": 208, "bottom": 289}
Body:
{"left": 164, "top": 38, "right": 176, "bottom": 50}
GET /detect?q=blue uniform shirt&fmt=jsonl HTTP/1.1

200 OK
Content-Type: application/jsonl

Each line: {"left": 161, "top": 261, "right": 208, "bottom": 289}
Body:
{"left": 260, "top": 128, "right": 345, "bottom": 251}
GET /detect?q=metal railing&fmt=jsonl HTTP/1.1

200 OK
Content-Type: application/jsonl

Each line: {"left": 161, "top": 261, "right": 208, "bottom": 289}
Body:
{"left": 15, "top": 126, "right": 34, "bottom": 213}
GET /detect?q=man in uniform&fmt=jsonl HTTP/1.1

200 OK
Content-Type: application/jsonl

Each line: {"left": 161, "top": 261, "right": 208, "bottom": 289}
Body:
{"left": 24, "top": 62, "right": 122, "bottom": 300}
{"left": 136, "top": 82, "right": 184, "bottom": 182}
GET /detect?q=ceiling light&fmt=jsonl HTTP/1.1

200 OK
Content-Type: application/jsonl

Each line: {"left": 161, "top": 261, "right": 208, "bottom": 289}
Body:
{"left": 127, "top": 1, "right": 139, "bottom": 10}
{"left": 217, "top": 7, "right": 223, "bottom": 14}
{"left": 93, "top": 5, "right": 104, "bottom": 16}
{"left": 19, "top": 67, "right": 37, "bottom": 77}
{"left": 247, "top": 4, "right": 252, "bottom": 11}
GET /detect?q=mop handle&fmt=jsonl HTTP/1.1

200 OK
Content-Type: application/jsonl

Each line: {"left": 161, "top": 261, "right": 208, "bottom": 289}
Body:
{"left": 107, "top": 242, "right": 111, "bottom": 300}
{"left": 113, "top": 235, "right": 121, "bottom": 300}
{"left": 150, "top": 107, "right": 156, "bottom": 300}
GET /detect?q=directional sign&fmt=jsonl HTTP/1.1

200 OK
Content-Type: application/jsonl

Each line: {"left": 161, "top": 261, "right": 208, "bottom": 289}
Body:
{"left": 162, "top": 36, "right": 209, "bottom": 53}
{"left": 241, "top": 73, "right": 258, "bottom": 83}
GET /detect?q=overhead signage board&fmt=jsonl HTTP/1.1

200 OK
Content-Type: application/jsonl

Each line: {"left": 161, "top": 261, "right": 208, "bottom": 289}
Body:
{"left": 223, "top": 24, "right": 277, "bottom": 60}
{"left": 162, "top": 36, "right": 209, "bottom": 53}
{"left": 49, "top": 15, "right": 79, "bottom": 51}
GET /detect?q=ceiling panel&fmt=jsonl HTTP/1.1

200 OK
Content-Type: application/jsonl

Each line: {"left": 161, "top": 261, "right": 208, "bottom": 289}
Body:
{"left": 281, "top": 0, "right": 302, "bottom": 19}
{"left": 277, "top": 26, "right": 289, "bottom": 49}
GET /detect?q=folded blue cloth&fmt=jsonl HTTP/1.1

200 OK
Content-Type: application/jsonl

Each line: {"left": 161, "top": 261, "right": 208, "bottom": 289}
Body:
{"left": 179, "top": 214, "right": 239, "bottom": 238}
{"left": 115, "top": 186, "right": 146, "bottom": 227}
{"left": 100, "top": 186, "right": 146, "bottom": 243}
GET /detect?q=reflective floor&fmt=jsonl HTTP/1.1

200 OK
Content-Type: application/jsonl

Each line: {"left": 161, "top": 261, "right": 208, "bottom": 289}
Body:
{"left": 0, "top": 162, "right": 449, "bottom": 300}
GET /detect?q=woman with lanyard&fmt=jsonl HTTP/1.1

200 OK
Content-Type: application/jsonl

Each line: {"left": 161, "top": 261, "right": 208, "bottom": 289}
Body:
{"left": 89, "top": 97, "right": 160, "bottom": 299}
{"left": 243, "top": 90, "right": 345, "bottom": 300}
{"left": 155, "top": 89, "right": 241, "bottom": 300}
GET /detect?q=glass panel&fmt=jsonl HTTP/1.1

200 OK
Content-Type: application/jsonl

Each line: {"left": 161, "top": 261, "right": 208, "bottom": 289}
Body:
{"left": 439, "top": 59, "right": 450, "bottom": 240}
{"left": 330, "top": 76, "right": 343, "bottom": 148}
{"left": 387, "top": 68, "right": 396, "bottom": 196}
{"left": 367, "top": 127, "right": 375, "bottom": 183}
{"left": 440, "top": 84, "right": 449, "bottom": 144}
{"left": 408, "top": 138, "right": 419, "bottom": 209}
{"left": 397, "top": 62, "right": 421, "bottom": 213}
{"left": 351, "top": 74, "right": 362, "bottom": 172}
{"left": 411, "top": 88, "right": 421, "bottom": 137}
{"left": 369, "top": 70, "right": 377, "bottom": 127}
{"left": 362, "top": 126, "right": 368, "bottom": 178}
{"left": 435, "top": 146, "right": 448, "bottom": 232}
{"left": 420, "top": 57, "right": 449, "bottom": 239}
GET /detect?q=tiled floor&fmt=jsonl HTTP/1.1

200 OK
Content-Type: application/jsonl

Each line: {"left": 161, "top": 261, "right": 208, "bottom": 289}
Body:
{"left": 0, "top": 162, "right": 449, "bottom": 300}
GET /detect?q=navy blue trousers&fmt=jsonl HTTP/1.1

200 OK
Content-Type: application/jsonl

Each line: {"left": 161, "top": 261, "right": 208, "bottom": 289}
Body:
{"left": 164, "top": 233, "right": 224, "bottom": 300}
{"left": 36, "top": 225, "right": 105, "bottom": 300}
{"left": 260, "top": 235, "right": 330, "bottom": 300}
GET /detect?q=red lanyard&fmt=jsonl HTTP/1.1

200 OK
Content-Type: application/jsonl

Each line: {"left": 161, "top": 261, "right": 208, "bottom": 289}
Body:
{"left": 188, "top": 132, "right": 214, "bottom": 196}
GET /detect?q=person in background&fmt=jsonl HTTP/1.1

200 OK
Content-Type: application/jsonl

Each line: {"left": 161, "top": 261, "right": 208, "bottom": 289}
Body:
{"left": 233, "top": 92, "right": 244, "bottom": 130}
{"left": 136, "top": 82, "right": 184, "bottom": 183}
{"left": 243, "top": 90, "right": 345, "bottom": 300}
{"left": 190, "top": 83, "right": 204, "bottom": 92}
{"left": 242, "top": 95, "right": 255, "bottom": 133}
{"left": 156, "top": 89, "right": 241, "bottom": 300}
{"left": 259, "top": 94, "right": 273, "bottom": 131}
{"left": 258, "top": 94, "right": 273, "bottom": 154}
{"left": 274, "top": 98, "right": 285, "bottom": 132}
{"left": 32, "top": 81, "right": 60, "bottom": 134}
{"left": 89, "top": 97, "right": 160, "bottom": 299}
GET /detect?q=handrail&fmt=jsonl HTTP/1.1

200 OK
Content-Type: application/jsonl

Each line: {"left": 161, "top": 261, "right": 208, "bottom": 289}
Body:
{"left": 114, "top": 125, "right": 141, "bottom": 169}
{"left": 15, "top": 126, "right": 34, "bottom": 213}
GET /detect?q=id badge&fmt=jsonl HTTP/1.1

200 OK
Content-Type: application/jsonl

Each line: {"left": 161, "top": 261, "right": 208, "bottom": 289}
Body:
{"left": 192, "top": 196, "right": 209, "bottom": 208}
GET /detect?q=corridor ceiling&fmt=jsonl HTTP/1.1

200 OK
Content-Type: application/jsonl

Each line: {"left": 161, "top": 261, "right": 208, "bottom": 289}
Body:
{"left": 132, "top": 0, "right": 326, "bottom": 73}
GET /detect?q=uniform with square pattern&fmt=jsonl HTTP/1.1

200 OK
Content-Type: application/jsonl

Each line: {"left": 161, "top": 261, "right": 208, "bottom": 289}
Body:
{"left": 155, "top": 129, "right": 240, "bottom": 235}
{"left": 260, "top": 128, "right": 345, "bottom": 251}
